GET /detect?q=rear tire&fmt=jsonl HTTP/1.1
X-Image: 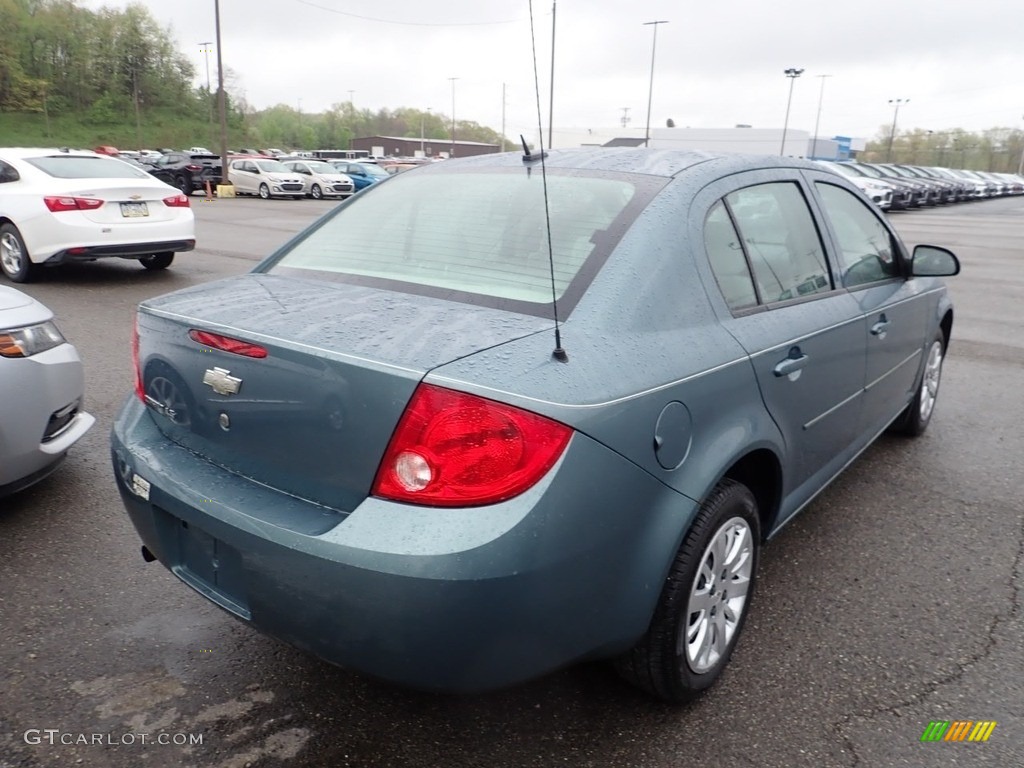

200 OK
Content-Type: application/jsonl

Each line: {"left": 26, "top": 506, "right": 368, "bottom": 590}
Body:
{"left": 615, "top": 479, "right": 760, "bottom": 703}
{"left": 174, "top": 174, "right": 190, "bottom": 194}
{"left": 139, "top": 252, "right": 174, "bottom": 270}
{"left": 0, "top": 223, "right": 37, "bottom": 283}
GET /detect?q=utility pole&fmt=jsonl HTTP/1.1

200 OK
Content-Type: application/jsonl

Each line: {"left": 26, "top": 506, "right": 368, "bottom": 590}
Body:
{"left": 1018, "top": 115, "right": 1024, "bottom": 175}
{"left": 886, "top": 98, "right": 909, "bottom": 162}
{"left": 448, "top": 77, "right": 459, "bottom": 157}
{"left": 421, "top": 107, "right": 431, "bottom": 156}
{"left": 132, "top": 68, "right": 143, "bottom": 151}
{"left": 199, "top": 42, "right": 214, "bottom": 148}
{"left": 620, "top": 107, "right": 631, "bottom": 128}
{"left": 215, "top": 0, "right": 229, "bottom": 184}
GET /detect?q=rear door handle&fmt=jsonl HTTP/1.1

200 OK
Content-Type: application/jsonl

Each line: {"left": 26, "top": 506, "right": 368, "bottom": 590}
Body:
{"left": 774, "top": 350, "right": 809, "bottom": 377}
{"left": 871, "top": 316, "right": 891, "bottom": 337}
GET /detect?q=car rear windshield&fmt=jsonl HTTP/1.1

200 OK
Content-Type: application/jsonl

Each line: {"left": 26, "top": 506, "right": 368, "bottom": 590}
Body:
{"left": 25, "top": 155, "right": 153, "bottom": 179}
{"left": 263, "top": 167, "right": 662, "bottom": 317}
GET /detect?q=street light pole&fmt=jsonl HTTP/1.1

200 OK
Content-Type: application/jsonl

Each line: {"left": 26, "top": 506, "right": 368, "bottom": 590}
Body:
{"left": 886, "top": 98, "right": 909, "bottom": 162}
{"left": 811, "top": 74, "right": 831, "bottom": 159}
{"left": 421, "top": 107, "right": 431, "bottom": 156}
{"left": 1017, "top": 115, "right": 1024, "bottom": 175}
{"left": 198, "top": 41, "right": 213, "bottom": 148}
{"left": 448, "top": 77, "right": 459, "bottom": 157}
{"left": 642, "top": 20, "right": 668, "bottom": 148}
{"left": 780, "top": 67, "right": 804, "bottom": 156}
{"left": 548, "top": 1, "right": 556, "bottom": 148}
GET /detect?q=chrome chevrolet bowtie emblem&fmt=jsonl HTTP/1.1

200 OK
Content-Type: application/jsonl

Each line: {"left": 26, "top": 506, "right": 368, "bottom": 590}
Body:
{"left": 202, "top": 367, "right": 242, "bottom": 396}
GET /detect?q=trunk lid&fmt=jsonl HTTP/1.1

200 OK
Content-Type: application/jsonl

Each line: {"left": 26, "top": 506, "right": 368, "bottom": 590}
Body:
{"left": 136, "top": 273, "right": 551, "bottom": 513}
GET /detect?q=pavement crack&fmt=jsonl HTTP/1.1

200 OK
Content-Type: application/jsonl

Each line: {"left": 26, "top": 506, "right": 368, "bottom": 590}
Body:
{"left": 827, "top": 503, "right": 1024, "bottom": 755}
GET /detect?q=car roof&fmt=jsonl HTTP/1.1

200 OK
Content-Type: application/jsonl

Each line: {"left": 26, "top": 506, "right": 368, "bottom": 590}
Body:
{"left": 406, "top": 147, "right": 821, "bottom": 178}
{"left": 0, "top": 147, "right": 104, "bottom": 159}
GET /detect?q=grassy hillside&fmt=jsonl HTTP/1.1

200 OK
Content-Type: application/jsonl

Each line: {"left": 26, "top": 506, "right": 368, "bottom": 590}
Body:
{"left": 0, "top": 111, "right": 239, "bottom": 151}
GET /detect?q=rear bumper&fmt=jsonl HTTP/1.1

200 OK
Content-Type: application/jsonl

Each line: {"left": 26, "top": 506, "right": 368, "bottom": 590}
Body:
{"left": 110, "top": 396, "right": 694, "bottom": 692}
{"left": 21, "top": 208, "right": 196, "bottom": 263}
{"left": 44, "top": 239, "right": 196, "bottom": 264}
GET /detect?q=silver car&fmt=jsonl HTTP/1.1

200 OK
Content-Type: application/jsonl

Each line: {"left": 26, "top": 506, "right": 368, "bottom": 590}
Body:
{"left": 1, "top": 286, "right": 94, "bottom": 496}
{"left": 228, "top": 158, "right": 306, "bottom": 200}
{"left": 281, "top": 160, "right": 356, "bottom": 200}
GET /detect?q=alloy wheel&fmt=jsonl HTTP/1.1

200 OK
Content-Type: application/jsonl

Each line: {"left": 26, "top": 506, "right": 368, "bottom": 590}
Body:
{"left": 918, "top": 340, "right": 943, "bottom": 424}
{"left": 0, "top": 231, "right": 24, "bottom": 276}
{"left": 682, "top": 516, "right": 754, "bottom": 674}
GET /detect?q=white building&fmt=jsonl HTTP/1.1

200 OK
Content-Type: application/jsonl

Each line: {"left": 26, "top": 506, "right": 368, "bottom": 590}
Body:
{"left": 548, "top": 126, "right": 865, "bottom": 161}
{"left": 649, "top": 127, "right": 810, "bottom": 158}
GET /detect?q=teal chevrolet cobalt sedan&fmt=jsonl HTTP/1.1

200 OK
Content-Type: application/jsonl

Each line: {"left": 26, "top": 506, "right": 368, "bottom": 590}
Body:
{"left": 111, "top": 148, "right": 959, "bottom": 702}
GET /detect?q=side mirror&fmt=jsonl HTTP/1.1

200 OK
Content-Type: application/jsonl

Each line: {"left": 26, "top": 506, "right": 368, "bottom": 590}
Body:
{"left": 911, "top": 245, "right": 960, "bottom": 277}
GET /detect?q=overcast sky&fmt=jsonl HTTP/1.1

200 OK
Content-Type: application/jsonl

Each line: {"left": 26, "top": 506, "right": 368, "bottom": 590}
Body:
{"left": 81, "top": 0, "right": 1024, "bottom": 144}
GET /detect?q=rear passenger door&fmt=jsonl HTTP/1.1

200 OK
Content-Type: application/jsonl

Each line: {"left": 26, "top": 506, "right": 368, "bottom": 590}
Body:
{"left": 230, "top": 160, "right": 256, "bottom": 194}
{"left": 697, "top": 174, "right": 866, "bottom": 520}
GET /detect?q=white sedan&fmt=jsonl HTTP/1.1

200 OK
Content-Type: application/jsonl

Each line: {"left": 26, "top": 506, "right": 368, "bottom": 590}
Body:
{"left": 0, "top": 147, "right": 196, "bottom": 282}
{"left": 0, "top": 286, "right": 94, "bottom": 496}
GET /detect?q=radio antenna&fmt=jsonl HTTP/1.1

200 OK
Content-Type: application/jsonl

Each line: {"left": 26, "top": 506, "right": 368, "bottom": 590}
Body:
{"left": 527, "top": 0, "right": 567, "bottom": 362}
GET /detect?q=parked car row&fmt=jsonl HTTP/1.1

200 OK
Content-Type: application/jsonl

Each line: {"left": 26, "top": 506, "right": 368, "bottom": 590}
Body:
{"left": 817, "top": 160, "right": 1024, "bottom": 211}
{"left": 83, "top": 145, "right": 419, "bottom": 200}
{"left": 124, "top": 152, "right": 388, "bottom": 200}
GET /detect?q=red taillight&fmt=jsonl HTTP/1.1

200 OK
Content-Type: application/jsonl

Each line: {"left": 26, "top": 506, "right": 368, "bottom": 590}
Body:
{"left": 185, "top": 164, "right": 202, "bottom": 172}
{"left": 132, "top": 316, "right": 144, "bottom": 402}
{"left": 44, "top": 196, "right": 104, "bottom": 212}
{"left": 188, "top": 329, "right": 268, "bottom": 358}
{"left": 163, "top": 194, "right": 191, "bottom": 208}
{"left": 372, "top": 384, "right": 572, "bottom": 507}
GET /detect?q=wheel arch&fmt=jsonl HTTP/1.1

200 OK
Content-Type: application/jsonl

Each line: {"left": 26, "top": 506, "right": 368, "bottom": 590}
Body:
{"left": 720, "top": 448, "right": 783, "bottom": 541}
{"left": 939, "top": 308, "right": 953, "bottom": 349}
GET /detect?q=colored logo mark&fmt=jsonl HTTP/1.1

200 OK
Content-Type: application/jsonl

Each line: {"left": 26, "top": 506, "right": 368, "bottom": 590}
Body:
{"left": 920, "top": 721, "right": 997, "bottom": 742}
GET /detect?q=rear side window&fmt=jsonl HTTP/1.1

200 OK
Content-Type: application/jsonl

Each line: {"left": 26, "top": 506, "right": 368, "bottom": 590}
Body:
{"left": 725, "top": 182, "right": 831, "bottom": 303}
{"left": 704, "top": 202, "right": 757, "bottom": 311}
{"left": 266, "top": 168, "right": 660, "bottom": 316}
{"left": 25, "top": 155, "right": 152, "bottom": 179}
{"left": 0, "top": 160, "right": 19, "bottom": 183}
{"left": 815, "top": 182, "right": 900, "bottom": 287}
